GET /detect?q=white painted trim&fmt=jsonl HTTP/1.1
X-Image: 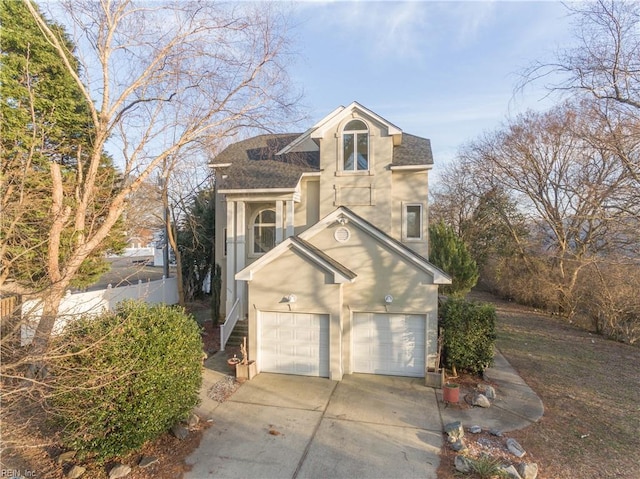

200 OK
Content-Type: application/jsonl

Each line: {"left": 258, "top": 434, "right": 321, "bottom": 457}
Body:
{"left": 225, "top": 201, "right": 236, "bottom": 316}
{"left": 311, "top": 101, "right": 402, "bottom": 139}
{"left": 402, "top": 202, "right": 425, "bottom": 242}
{"left": 286, "top": 200, "right": 295, "bottom": 238}
{"left": 275, "top": 200, "right": 284, "bottom": 244}
{"left": 390, "top": 165, "right": 433, "bottom": 171}
{"left": 219, "top": 187, "right": 297, "bottom": 194}
{"left": 248, "top": 207, "right": 277, "bottom": 258}
{"left": 236, "top": 237, "right": 356, "bottom": 284}
{"left": 279, "top": 103, "right": 403, "bottom": 158}
{"left": 209, "top": 162, "right": 232, "bottom": 168}
{"left": 276, "top": 106, "right": 346, "bottom": 155}
{"left": 299, "top": 207, "right": 451, "bottom": 284}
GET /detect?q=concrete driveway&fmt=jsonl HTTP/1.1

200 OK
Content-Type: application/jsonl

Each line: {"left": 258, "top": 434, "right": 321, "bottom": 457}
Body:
{"left": 185, "top": 373, "right": 442, "bottom": 479}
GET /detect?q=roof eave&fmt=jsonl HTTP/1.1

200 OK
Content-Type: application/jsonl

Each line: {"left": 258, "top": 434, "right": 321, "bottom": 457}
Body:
{"left": 390, "top": 164, "right": 433, "bottom": 171}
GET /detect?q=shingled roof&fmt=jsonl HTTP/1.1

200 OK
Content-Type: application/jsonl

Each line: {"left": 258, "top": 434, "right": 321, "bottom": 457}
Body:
{"left": 213, "top": 130, "right": 432, "bottom": 191}
{"left": 392, "top": 133, "right": 433, "bottom": 166}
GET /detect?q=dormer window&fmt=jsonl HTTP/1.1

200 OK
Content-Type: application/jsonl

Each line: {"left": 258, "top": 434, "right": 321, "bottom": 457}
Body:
{"left": 343, "top": 120, "right": 369, "bottom": 171}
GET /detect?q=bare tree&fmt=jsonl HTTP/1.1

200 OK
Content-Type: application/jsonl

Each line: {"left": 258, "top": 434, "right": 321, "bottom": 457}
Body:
{"left": 20, "top": 0, "right": 299, "bottom": 355}
{"left": 521, "top": 0, "right": 640, "bottom": 183}
{"left": 461, "top": 102, "right": 638, "bottom": 314}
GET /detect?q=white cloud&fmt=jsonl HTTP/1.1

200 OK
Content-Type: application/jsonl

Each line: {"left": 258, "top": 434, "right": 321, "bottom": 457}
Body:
{"left": 295, "top": 1, "right": 430, "bottom": 60}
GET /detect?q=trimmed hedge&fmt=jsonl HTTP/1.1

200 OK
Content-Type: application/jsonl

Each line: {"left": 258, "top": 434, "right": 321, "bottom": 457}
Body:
{"left": 49, "top": 301, "right": 203, "bottom": 461}
{"left": 440, "top": 298, "right": 496, "bottom": 375}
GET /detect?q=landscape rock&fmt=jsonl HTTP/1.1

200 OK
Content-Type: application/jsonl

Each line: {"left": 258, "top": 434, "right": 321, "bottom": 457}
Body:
{"left": 67, "top": 465, "right": 86, "bottom": 479}
{"left": 450, "top": 439, "right": 467, "bottom": 452}
{"left": 489, "top": 428, "right": 503, "bottom": 437}
{"left": 472, "top": 392, "right": 491, "bottom": 408}
{"left": 454, "top": 455, "right": 474, "bottom": 473}
{"left": 57, "top": 451, "right": 77, "bottom": 464}
{"left": 507, "top": 437, "right": 527, "bottom": 458}
{"left": 171, "top": 423, "right": 189, "bottom": 440}
{"left": 517, "top": 462, "right": 539, "bottom": 479}
{"left": 138, "top": 456, "right": 159, "bottom": 468}
{"left": 108, "top": 464, "right": 131, "bottom": 479}
{"left": 443, "top": 421, "right": 464, "bottom": 442}
{"left": 186, "top": 413, "right": 200, "bottom": 429}
{"left": 500, "top": 464, "right": 523, "bottom": 479}
{"left": 468, "top": 425, "right": 482, "bottom": 434}
{"left": 481, "top": 384, "right": 497, "bottom": 400}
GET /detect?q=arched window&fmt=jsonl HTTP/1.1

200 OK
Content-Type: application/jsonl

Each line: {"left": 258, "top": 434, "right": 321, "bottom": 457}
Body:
{"left": 343, "top": 119, "right": 369, "bottom": 171}
{"left": 252, "top": 209, "right": 276, "bottom": 254}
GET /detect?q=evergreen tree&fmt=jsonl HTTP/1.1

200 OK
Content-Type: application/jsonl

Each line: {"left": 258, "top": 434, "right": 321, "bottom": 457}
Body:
{"left": 0, "top": 0, "right": 125, "bottom": 290}
{"left": 178, "top": 189, "right": 215, "bottom": 301}
{"left": 461, "top": 187, "right": 529, "bottom": 269}
{"left": 429, "top": 220, "right": 479, "bottom": 297}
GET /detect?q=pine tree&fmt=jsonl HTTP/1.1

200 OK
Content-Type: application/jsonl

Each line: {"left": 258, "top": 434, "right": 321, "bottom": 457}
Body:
{"left": 429, "top": 220, "right": 479, "bottom": 297}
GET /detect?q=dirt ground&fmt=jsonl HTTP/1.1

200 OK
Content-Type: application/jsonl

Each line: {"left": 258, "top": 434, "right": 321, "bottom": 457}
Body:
{"left": 3, "top": 295, "right": 639, "bottom": 478}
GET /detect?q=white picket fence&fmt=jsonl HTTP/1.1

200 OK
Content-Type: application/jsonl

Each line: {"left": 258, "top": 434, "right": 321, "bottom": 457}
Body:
{"left": 21, "top": 277, "right": 178, "bottom": 345}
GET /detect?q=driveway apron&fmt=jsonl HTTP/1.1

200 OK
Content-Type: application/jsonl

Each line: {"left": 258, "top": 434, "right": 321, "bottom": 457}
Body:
{"left": 185, "top": 373, "right": 442, "bottom": 479}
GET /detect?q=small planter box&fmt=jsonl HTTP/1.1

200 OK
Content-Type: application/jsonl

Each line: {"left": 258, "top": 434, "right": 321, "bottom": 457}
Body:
{"left": 235, "top": 360, "right": 257, "bottom": 381}
{"left": 425, "top": 369, "right": 445, "bottom": 389}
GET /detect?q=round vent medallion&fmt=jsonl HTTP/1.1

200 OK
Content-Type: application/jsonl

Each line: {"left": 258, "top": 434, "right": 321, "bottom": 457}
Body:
{"left": 334, "top": 227, "right": 351, "bottom": 243}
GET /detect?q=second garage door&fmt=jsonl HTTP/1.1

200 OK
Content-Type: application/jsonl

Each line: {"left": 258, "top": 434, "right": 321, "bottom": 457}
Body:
{"left": 259, "top": 311, "right": 330, "bottom": 377}
{"left": 352, "top": 312, "right": 425, "bottom": 377}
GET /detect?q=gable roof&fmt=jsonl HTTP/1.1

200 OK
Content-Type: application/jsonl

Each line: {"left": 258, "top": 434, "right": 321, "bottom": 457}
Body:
{"left": 210, "top": 103, "right": 434, "bottom": 191}
{"left": 299, "top": 207, "right": 451, "bottom": 284}
{"left": 309, "top": 101, "right": 402, "bottom": 142}
{"left": 211, "top": 134, "right": 320, "bottom": 191}
{"left": 236, "top": 236, "right": 357, "bottom": 284}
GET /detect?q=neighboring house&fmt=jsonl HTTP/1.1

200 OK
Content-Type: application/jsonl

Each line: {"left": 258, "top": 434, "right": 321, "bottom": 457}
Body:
{"left": 211, "top": 102, "right": 451, "bottom": 381}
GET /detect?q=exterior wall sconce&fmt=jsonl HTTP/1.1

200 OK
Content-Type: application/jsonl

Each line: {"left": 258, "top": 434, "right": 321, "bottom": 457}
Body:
{"left": 286, "top": 294, "right": 297, "bottom": 303}
{"left": 336, "top": 215, "right": 349, "bottom": 226}
{"left": 384, "top": 294, "right": 393, "bottom": 312}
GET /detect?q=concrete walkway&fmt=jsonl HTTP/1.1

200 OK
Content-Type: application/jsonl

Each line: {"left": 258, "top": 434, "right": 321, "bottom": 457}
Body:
{"left": 186, "top": 349, "right": 543, "bottom": 479}
{"left": 438, "top": 350, "right": 545, "bottom": 433}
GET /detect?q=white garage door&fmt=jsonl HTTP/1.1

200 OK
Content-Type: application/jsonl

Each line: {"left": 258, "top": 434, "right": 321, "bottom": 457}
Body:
{"left": 260, "top": 312, "right": 330, "bottom": 377}
{"left": 353, "top": 312, "right": 425, "bottom": 377}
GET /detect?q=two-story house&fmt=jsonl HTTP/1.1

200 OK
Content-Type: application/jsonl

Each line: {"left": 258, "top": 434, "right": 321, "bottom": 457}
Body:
{"left": 211, "top": 102, "right": 450, "bottom": 381}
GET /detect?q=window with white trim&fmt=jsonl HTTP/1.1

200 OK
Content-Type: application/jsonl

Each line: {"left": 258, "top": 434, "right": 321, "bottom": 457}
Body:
{"left": 403, "top": 203, "right": 423, "bottom": 241}
{"left": 252, "top": 209, "right": 276, "bottom": 254}
{"left": 342, "top": 120, "right": 369, "bottom": 171}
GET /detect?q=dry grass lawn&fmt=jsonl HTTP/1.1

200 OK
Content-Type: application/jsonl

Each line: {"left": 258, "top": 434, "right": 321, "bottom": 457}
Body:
{"left": 460, "top": 291, "right": 640, "bottom": 479}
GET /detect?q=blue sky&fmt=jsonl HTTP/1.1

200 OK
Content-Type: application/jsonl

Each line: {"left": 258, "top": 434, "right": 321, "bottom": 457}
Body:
{"left": 287, "top": 1, "right": 574, "bottom": 178}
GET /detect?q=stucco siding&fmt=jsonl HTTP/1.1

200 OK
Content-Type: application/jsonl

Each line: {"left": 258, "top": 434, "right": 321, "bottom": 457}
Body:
{"left": 391, "top": 169, "right": 429, "bottom": 258}
{"left": 245, "top": 247, "right": 344, "bottom": 379}
{"left": 317, "top": 115, "right": 394, "bottom": 232}
{"left": 295, "top": 178, "right": 320, "bottom": 235}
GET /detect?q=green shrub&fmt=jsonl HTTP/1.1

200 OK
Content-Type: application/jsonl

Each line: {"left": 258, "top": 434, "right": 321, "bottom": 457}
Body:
{"left": 440, "top": 298, "right": 496, "bottom": 375}
{"left": 49, "top": 301, "right": 203, "bottom": 461}
{"left": 429, "top": 220, "right": 479, "bottom": 297}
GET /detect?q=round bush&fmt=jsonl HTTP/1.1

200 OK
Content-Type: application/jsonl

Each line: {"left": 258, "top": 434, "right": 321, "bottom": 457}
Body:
{"left": 440, "top": 298, "right": 496, "bottom": 375}
{"left": 49, "top": 300, "right": 202, "bottom": 461}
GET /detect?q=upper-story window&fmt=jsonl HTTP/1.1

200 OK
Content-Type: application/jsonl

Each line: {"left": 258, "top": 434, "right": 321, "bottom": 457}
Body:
{"left": 252, "top": 209, "right": 276, "bottom": 254}
{"left": 403, "top": 203, "right": 424, "bottom": 241}
{"left": 343, "top": 120, "right": 369, "bottom": 171}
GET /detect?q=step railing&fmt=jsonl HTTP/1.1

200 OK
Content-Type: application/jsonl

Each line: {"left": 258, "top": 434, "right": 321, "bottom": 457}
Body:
{"left": 220, "top": 298, "right": 240, "bottom": 352}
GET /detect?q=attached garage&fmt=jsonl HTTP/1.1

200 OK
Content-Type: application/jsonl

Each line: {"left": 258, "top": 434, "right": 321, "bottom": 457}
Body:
{"left": 352, "top": 312, "right": 426, "bottom": 378}
{"left": 259, "top": 311, "right": 330, "bottom": 377}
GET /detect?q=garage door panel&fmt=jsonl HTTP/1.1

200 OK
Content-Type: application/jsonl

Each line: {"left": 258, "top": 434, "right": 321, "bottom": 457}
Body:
{"left": 260, "top": 312, "right": 330, "bottom": 377}
{"left": 353, "top": 313, "right": 425, "bottom": 377}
